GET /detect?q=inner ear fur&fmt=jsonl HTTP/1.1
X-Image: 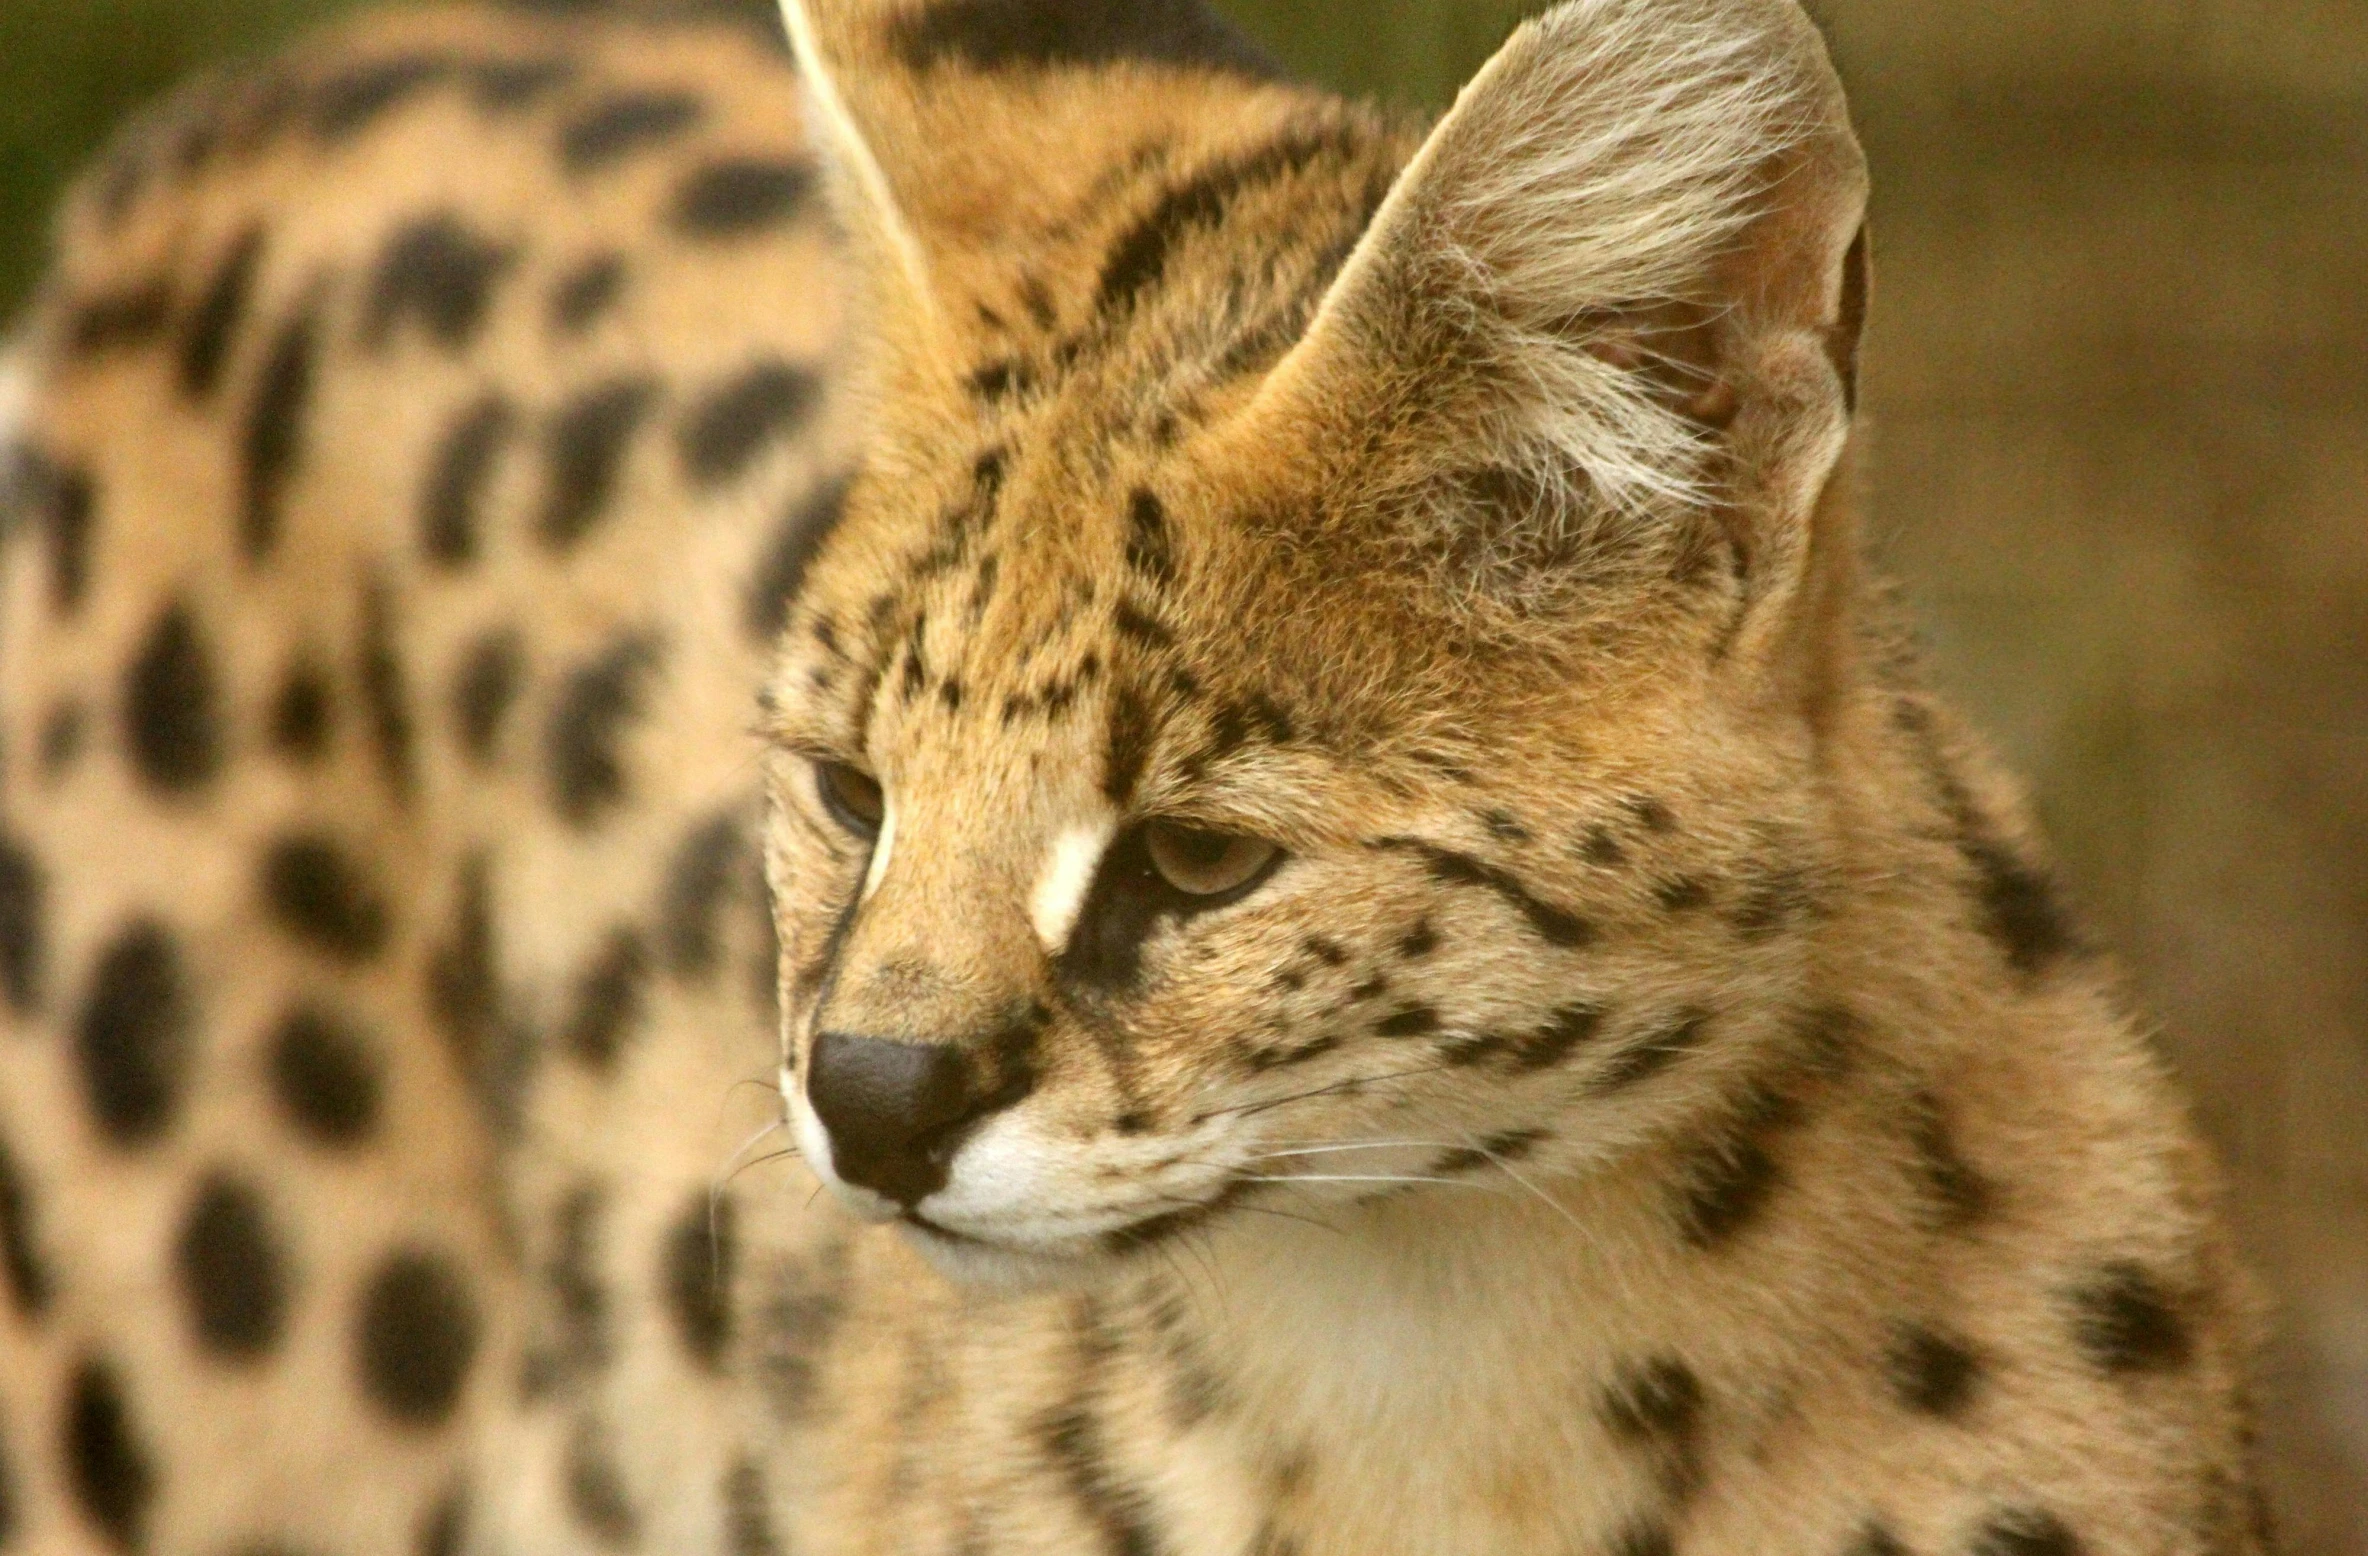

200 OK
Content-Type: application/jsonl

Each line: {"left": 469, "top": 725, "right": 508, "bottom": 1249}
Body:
{"left": 1238, "top": 0, "right": 1870, "bottom": 638}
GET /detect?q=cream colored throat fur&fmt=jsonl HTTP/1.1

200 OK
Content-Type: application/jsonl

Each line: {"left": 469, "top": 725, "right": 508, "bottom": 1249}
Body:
{"left": 0, "top": 0, "right": 2264, "bottom": 1552}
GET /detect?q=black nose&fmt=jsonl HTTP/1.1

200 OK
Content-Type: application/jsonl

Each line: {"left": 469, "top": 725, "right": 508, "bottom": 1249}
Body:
{"left": 806, "top": 1033, "right": 993, "bottom": 1206}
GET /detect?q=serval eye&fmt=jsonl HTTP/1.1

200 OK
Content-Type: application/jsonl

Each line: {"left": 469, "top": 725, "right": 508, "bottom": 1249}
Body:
{"left": 1143, "top": 820, "right": 1281, "bottom": 898}
{"left": 815, "top": 761, "right": 885, "bottom": 838}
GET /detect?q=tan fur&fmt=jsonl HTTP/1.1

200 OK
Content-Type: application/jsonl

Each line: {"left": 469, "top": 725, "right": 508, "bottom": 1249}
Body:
{"left": 0, "top": 1, "right": 2264, "bottom": 1553}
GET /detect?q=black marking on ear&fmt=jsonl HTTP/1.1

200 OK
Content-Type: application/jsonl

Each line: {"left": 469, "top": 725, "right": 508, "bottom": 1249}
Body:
{"left": 1592, "top": 1008, "right": 1711, "bottom": 1093}
{"left": 76, "top": 920, "right": 194, "bottom": 1147}
{"left": 2068, "top": 1261, "right": 2191, "bottom": 1375}
{"left": 22, "top": 454, "right": 96, "bottom": 616}
{"left": 1906, "top": 1089, "right": 1989, "bottom": 1230}
{"left": 663, "top": 1190, "right": 735, "bottom": 1371}
{"left": 64, "top": 279, "right": 176, "bottom": 358}
{"left": 565, "top": 1418, "right": 641, "bottom": 1544}
{"left": 270, "top": 655, "right": 336, "bottom": 764}
{"left": 0, "top": 836, "right": 45, "bottom": 1015}
{"left": 1124, "top": 488, "right": 1175, "bottom": 586}
{"left": 888, "top": 0, "right": 1279, "bottom": 76}
{"left": 0, "top": 1133, "right": 54, "bottom": 1318}
{"left": 422, "top": 393, "right": 516, "bottom": 566}
{"left": 1368, "top": 837, "right": 1595, "bottom": 949}
{"left": 540, "top": 376, "right": 661, "bottom": 551}
{"left": 1097, "top": 127, "right": 1355, "bottom": 320}
{"left": 663, "top": 809, "right": 750, "bottom": 981}
{"left": 564, "top": 928, "right": 650, "bottom": 1071}
{"left": 1831, "top": 227, "right": 1869, "bottom": 415}
{"left": 680, "top": 361, "right": 821, "bottom": 488}
{"left": 1432, "top": 1127, "right": 1546, "bottom": 1175}
{"left": 364, "top": 213, "right": 514, "bottom": 352}
{"left": 64, "top": 1357, "right": 155, "bottom": 1550}
{"left": 240, "top": 294, "right": 320, "bottom": 560}
{"left": 560, "top": 89, "right": 705, "bottom": 173}
{"left": 312, "top": 53, "right": 455, "bottom": 141}
{"left": 268, "top": 1003, "right": 383, "bottom": 1147}
{"left": 672, "top": 158, "right": 815, "bottom": 238}
{"left": 451, "top": 627, "right": 526, "bottom": 768}
{"left": 1962, "top": 834, "right": 2077, "bottom": 978}
{"left": 262, "top": 833, "right": 392, "bottom": 963}
{"left": 125, "top": 597, "right": 224, "bottom": 795}
{"left": 357, "top": 1247, "right": 482, "bottom": 1426}
{"left": 547, "top": 631, "right": 664, "bottom": 827}
{"left": 175, "top": 1171, "right": 290, "bottom": 1360}
{"left": 1887, "top": 1321, "right": 1979, "bottom": 1417}
{"left": 550, "top": 251, "right": 629, "bottom": 335}
{"left": 1970, "top": 1508, "right": 2080, "bottom": 1556}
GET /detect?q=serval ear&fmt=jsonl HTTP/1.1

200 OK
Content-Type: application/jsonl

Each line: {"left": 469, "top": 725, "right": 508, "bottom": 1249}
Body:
{"left": 1240, "top": 0, "right": 1869, "bottom": 652}
{"left": 779, "top": 0, "right": 1278, "bottom": 351}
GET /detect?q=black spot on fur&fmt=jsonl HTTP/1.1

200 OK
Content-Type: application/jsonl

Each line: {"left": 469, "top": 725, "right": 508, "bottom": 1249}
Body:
{"left": 551, "top": 252, "right": 629, "bottom": 334}
{"left": 261, "top": 833, "right": 392, "bottom": 963}
{"left": 539, "top": 376, "right": 661, "bottom": 550}
{"left": 175, "top": 1172, "right": 289, "bottom": 1361}
{"left": 664, "top": 1191, "right": 734, "bottom": 1371}
{"left": 1432, "top": 1128, "right": 1547, "bottom": 1175}
{"left": 416, "top": 1484, "right": 469, "bottom": 1556}
{"left": 1971, "top": 1508, "right": 2080, "bottom": 1556}
{"left": 1374, "top": 1005, "right": 1438, "bottom": 1038}
{"left": 124, "top": 598, "right": 224, "bottom": 794}
{"left": 312, "top": 54, "right": 454, "bottom": 141}
{"left": 1611, "top": 1520, "right": 1675, "bottom": 1556}
{"left": 64, "top": 279, "right": 175, "bottom": 357}
{"left": 39, "top": 699, "right": 87, "bottom": 781}
{"left": 1123, "top": 488, "right": 1175, "bottom": 586}
{"left": 425, "top": 856, "right": 514, "bottom": 1129}
{"left": 1581, "top": 825, "right": 1625, "bottom": 866}
{"left": 546, "top": 631, "right": 663, "bottom": 827}
{"left": 240, "top": 296, "right": 320, "bottom": 560}
{"left": 421, "top": 394, "right": 515, "bottom": 566}
{"left": 1907, "top": 1089, "right": 1989, "bottom": 1228}
{"left": 1096, "top": 129, "right": 1360, "bottom": 319}
{"left": 24, "top": 455, "right": 96, "bottom": 615}
{"left": 1592, "top": 1008, "right": 1710, "bottom": 1093}
{"left": 1675, "top": 1109, "right": 1785, "bottom": 1249}
{"left": 1369, "top": 837, "right": 1594, "bottom": 948}
{"left": 723, "top": 1459, "right": 783, "bottom": 1556}
{"left": 64, "top": 1357, "right": 155, "bottom": 1551}
{"left": 680, "top": 362, "right": 821, "bottom": 488}
{"left": 179, "top": 224, "right": 267, "bottom": 398}
{"left": 559, "top": 89, "right": 705, "bottom": 172}
{"left": 1397, "top": 919, "right": 1438, "bottom": 958}
{"left": 0, "top": 1398, "right": 15, "bottom": 1544}
{"left": 0, "top": 836, "right": 44, "bottom": 1014}
{"left": 1629, "top": 796, "right": 1676, "bottom": 832}
{"left": 75, "top": 920, "right": 194, "bottom": 1148}
{"left": 887, "top": 0, "right": 1277, "bottom": 75}
{"left": 269, "top": 656, "right": 336, "bottom": 763}
{"left": 526, "top": 1181, "right": 610, "bottom": 1397}
{"left": 1509, "top": 1002, "right": 1605, "bottom": 1071}
{"left": 1099, "top": 681, "right": 1156, "bottom": 807}
{"left": 0, "top": 1133, "right": 53, "bottom": 1319}
{"left": 356, "top": 1247, "right": 481, "bottom": 1427}
{"left": 1847, "top": 1522, "right": 1909, "bottom": 1556}
{"left": 363, "top": 214, "right": 513, "bottom": 352}
{"left": 2069, "top": 1261, "right": 2191, "bottom": 1375}
{"left": 471, "top": 53, "right": 577, "bottom": 109}
{"left": 662, "top": 810, "right": 748, "bottom": 981}
{"left": 451, "top": 627, "right": 526, "bottom": 767}
{"left": 565, "top": 1417, "right": 640, "bottom": 1546}
{"left": 1040, "top": 1397, "right": 1164, "bottom": 1556}
{"left": 671, "top": 158, "right": 814, "bottom": 238}
{"left": 1656, "top": 877, "right": 1712, "bottom": 912}
{"left": 1601, "top": 1356, "right": 1705, "bottom": 1494}
{"left": 268, "top": 1003, "right": 383, "bottom": 1147}
{"left": 564, "top": 928, "right": 649, "bottom": 1071}
{"left": 1887, "top": 1321, "right": 1979, "bottom": 1417}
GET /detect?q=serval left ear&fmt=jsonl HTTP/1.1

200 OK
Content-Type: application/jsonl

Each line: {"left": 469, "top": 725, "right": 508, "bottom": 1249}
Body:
{"left": 1233, "top": 0, "right": 1869, "bottom": 669}
{"left": 777, "top": 0, "right": 1280, "bottom": 353}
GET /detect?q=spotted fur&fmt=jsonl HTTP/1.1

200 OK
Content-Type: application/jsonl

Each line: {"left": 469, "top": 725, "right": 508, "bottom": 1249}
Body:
{"left": 0, "top": 1, "right": 2265, "bottom": 1553}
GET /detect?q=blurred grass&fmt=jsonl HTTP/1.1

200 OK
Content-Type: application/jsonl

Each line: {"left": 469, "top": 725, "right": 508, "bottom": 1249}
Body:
{"left": 1, "top": 1, "right": 2363, "bottom": 1550}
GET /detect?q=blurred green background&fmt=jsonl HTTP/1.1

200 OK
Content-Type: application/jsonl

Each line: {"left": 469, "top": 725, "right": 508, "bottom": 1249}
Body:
{"left": 4, "top": 0, "right": 2364, "bottom": 1548}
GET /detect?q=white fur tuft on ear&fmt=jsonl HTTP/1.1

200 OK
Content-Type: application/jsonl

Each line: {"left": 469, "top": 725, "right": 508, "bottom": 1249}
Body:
{"left": 1258, "top": 0, "right": 1865, "bottom": 572}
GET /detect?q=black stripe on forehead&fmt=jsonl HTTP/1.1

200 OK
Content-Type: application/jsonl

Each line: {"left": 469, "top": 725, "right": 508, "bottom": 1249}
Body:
{"left": 886, "top": 0, "right": 1279, "bottom": 78}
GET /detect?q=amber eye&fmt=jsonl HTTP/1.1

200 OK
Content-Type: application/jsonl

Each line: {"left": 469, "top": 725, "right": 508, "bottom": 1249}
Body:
{"left": 1143, "top": 820, "right": 1281, "bottom": 898}
{"left": 814, "top": 761, "right": 885, "bottom": 838}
